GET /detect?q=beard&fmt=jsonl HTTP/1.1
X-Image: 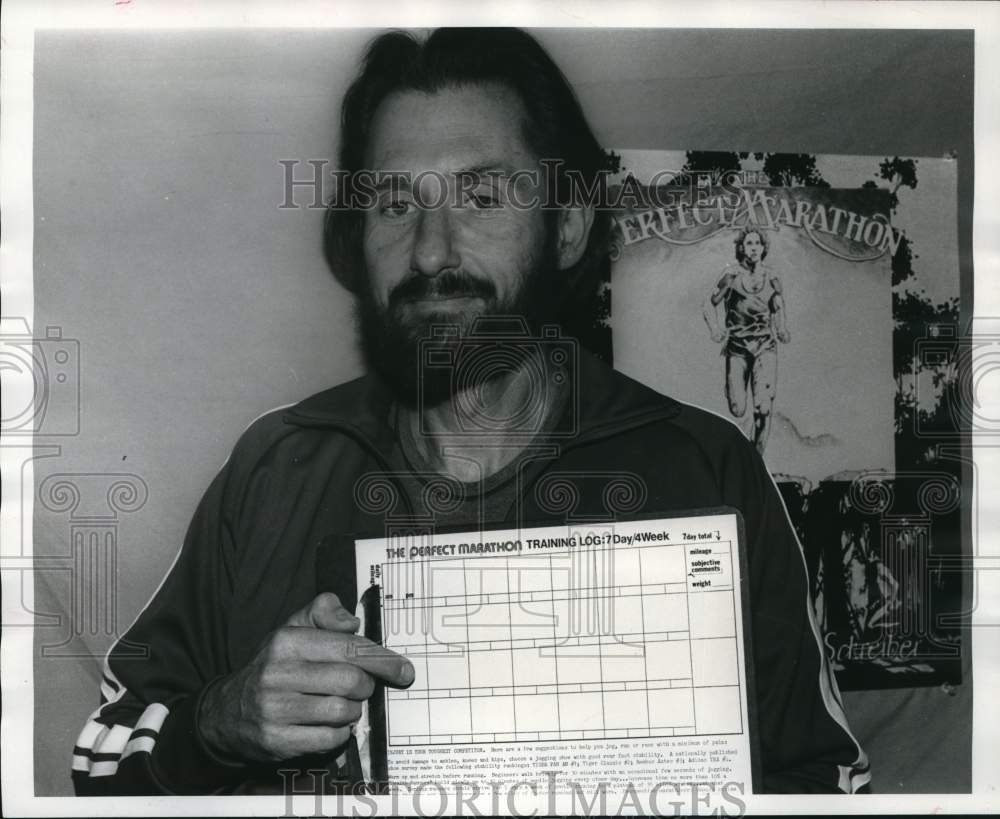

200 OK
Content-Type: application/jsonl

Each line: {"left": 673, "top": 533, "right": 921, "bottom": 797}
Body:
{"left": 357, "top": 231, "right": 561, "bottom": 410}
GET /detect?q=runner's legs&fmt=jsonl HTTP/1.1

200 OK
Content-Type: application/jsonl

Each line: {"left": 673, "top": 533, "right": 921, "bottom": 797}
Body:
{"left": 750, "top": 346, "right": 778, "bottom": 453}
{"left": 725, "top": 352, "right": 751, "bottom": 418}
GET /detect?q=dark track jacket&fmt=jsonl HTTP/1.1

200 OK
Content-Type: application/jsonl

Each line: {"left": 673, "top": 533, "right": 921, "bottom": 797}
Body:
{"left": 72, "top": 352, "right": 870, "bottom": 795}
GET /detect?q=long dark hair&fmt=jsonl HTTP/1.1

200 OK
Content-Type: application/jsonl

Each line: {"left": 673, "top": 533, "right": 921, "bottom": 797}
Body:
{"left": 323, "top": 28, "right": 611, "bottom": 339}
{"left": 734, "top": 226, "right": 770, "bottom": 265}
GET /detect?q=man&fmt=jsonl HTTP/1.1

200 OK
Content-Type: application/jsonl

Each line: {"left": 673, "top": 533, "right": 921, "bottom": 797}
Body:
{"left": 72, "top": 28, "right": 869, "bottom": 795}
{"left": 703, "top": 227, "right": 791, "bottom": 454}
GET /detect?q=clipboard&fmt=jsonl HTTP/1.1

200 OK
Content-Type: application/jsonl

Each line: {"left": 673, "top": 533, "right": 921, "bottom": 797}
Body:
{"left": 320, "top": 506, "right": 761, "bottom": 798}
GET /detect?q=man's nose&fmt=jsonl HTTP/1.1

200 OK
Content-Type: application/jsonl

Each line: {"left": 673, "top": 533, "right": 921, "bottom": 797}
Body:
{"left": 410, "top": 206, "right": 460, "bottom": 277}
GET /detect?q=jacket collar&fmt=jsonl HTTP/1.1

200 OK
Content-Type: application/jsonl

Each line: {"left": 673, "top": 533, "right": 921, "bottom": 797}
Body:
{"left": 283, "top": 349, "right": 682, "bottom": 461}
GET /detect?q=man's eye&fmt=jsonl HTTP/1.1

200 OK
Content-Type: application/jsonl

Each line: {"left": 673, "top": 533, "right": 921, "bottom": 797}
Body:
{"left": 465, "top": 191, "right": 501, "bottom": 210}
{"left": 380, "top": 199, "right": 414, "bottom": 218}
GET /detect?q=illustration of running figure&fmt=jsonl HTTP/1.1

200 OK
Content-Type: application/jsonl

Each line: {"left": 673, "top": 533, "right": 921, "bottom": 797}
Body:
{"left": 702, "top": 228, "right": 790, "bottom": 454}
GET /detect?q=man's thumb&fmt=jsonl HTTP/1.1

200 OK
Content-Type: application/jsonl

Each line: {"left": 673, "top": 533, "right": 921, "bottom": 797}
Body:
{"left": 285, "top": 592, "right": 359, "bottom": 631}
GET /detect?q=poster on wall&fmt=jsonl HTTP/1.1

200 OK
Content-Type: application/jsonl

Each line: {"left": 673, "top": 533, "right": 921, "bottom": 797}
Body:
{"left": 606, "top": 150, "right": 965, "bottom": 690}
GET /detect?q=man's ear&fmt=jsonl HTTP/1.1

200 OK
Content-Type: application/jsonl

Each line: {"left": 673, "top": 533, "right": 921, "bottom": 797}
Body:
{"left": 556, "top": 204, "right": 596, "bottom": 270}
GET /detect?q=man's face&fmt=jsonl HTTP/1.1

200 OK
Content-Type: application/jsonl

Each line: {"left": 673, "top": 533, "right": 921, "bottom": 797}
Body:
{"left": 357, "top": 83, "right": 560, "bottom": 405}
{"left": 742, "top": 232, "right": 765, "bottom": 264}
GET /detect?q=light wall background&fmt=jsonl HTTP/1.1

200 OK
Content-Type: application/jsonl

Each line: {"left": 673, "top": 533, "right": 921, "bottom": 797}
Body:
{"left": 31, "top": 28, "right": 974, "bottom": 795}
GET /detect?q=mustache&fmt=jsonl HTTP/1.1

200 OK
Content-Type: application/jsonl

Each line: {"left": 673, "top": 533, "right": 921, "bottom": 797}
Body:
{"left": 388, "top": 271, "right": 497, "bottom": 307}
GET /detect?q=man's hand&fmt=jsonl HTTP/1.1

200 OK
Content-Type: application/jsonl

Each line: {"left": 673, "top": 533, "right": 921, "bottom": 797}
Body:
{"left": 197, "top": 592, "right": 414, "bottom": 764}
{"left": 777, "top": 328, "right": 791, "bottom": 344}
{"left": 711, "top": 329, "right": 728, "bottom": 344}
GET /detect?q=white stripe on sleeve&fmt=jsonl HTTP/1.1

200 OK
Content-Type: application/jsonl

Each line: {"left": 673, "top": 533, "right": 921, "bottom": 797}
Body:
{"left": 76, "top": 719, "right": 106, "bottom": 750}
{"left": 135, "top": 703, "right": 169, "bottom": 734}
{"left": 93, "top": 723, "right": 132, "bottom": 756}
{"left": 121, "top": 735, "right": 157, "bottom": 761}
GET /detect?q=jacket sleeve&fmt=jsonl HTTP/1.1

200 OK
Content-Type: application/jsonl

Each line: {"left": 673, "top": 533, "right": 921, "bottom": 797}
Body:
{"left": 72, "top": 439, "right": 254, "bottom": 795}
{"left": 722, "top": 440, "right": 871, "bottom": 794}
